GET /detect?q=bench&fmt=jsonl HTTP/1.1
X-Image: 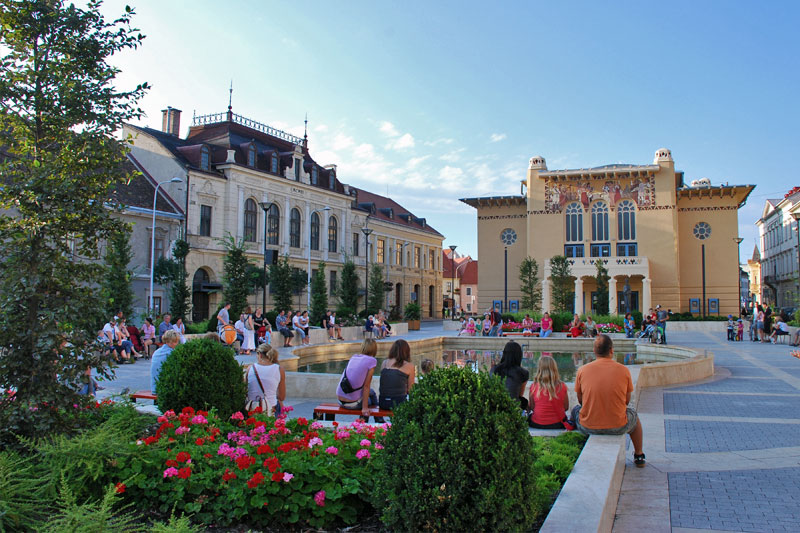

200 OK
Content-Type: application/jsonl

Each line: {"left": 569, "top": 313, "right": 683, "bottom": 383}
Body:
{"left": 312, "top": 402, "right": 393, "bottom": 421}
{"left": 131, "top": 390, "right": 157, "bottom": 402}
{"left": 501, "top": 331, "right": 540, "bottom": 337}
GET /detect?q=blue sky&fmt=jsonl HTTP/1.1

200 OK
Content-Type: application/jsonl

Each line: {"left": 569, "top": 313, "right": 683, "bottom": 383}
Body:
{"left": 103, "top": 0, "right": 799, "bottom": 261}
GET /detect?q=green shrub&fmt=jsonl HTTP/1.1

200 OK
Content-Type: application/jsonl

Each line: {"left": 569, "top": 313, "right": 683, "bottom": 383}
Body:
{"left": 40, "top": 480, "right": 140, "bottom": 533}
{"left": 376, "top": 366, "right": 541, "bottom": 531}
{"left": 155, "top": 339, "right": 246, "bottom": 418}
{"left": 550, "top": 311, "right": 574, "bottom": 331}
{"left": 264, "top": 310, "right": 279, "bottom": 328}
{"left": 530, "top": 432, "right": 587, "bottom": 511}
{"left": 0, "top": 451, "right": 48, "bottom": 530}
{"left": 205, "top": 307, "right": 223, "bottom": 333}
{"left": 184, "top": 320, "right": 208, "bottom": 335}
{"left": 403, "top": 302, "right": 421, "bottom": 321}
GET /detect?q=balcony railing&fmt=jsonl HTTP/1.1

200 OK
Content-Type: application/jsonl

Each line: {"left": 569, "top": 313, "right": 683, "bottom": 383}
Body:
{"left": 192, "top": 111, "right": 304, "bottom": 145}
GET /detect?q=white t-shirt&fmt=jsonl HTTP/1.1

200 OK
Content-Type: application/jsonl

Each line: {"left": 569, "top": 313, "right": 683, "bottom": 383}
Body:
{"left": 292, "top": 315, "right": 302, "bottom": 328}
{"left": 234, "top": 320, "right": 245, "bottom": 334}
{"left": 246, "top": 363, "right": 281, "bottom": 408}
{"left": 777, "top": 321, "right": 789, "bottom": 333}
{"left": 102, "top": 323, "right": 116, "bottom": 342}
{"left": 330, "top": 315, "right": 336, "bottom": 326}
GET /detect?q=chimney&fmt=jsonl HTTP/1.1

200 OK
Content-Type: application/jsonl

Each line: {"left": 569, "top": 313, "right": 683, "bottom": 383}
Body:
{"left": 161, "top": 107, "right": 182, "bottom": 136}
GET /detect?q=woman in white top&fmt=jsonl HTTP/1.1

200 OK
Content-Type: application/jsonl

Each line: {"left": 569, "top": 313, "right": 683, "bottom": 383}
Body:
{"left": 245, "top": 344, "right": 286, "bottom": 416}
{"left": 241, "top": 306, "right": 256, "bottom": 354}
{"left": 172, "top": 317, "right": 187, "bottom": 344}
{"left": 293, "top": 311, "right": 310, "bottom": 345}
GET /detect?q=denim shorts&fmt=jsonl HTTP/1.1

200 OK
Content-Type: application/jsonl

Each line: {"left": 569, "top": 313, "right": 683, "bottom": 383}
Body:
{"left": 571, "top": 405, "right": 639, "bottom": 435}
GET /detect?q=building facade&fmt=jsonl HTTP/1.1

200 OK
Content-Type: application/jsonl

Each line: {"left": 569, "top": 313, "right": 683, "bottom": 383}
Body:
{"left": 756, "top": 188, "right": 800, "bottom": 309}
{"left": 462, "top": 149, "right": 754, "bottom": 316}
{"left": 122, "top": 107, "right": 443, "bottom": 321}
{"left": 442, "top": 249, "right": 473, "bottom": 314}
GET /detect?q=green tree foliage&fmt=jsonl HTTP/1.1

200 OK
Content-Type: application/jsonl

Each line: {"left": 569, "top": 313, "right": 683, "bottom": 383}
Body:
{"left": 593, "top": 260, "right": 610, "bottom": 315}
{"left": 102, "top": 227, "right": 134, "bottom": 319}
{"left": 151, "top": 239, "right": 191, "bottom": 320}
{"left": 291, "top": 267, "right": 307, "bottom": 310}
{"left": 549, "top": 255, "right": 574, "bottom": 313}
{"left": 0, "top": 0, "right": 148, "bottom": 444}
{"left": 245, "top": 263, "right": 268, "bottom": 300}
{"left": 269, "top": 255, "right": 294, "bottom": 312}
{"left": 367, "top": 263, "right": 385, "bottom": 315}
{"left": 337, "top": 257, "right": 360, "bottom": 315}
{"left": 377, "top": 366, "right": 541, "bottom": 531}
{"left": 220, "top": 235, "right": 252, "bottom": 318}
{"left": 519, "top": 256, "right": 542, "bottom": 313}
{"left": 310, "top": 262, "right": 328, "bottom": 326}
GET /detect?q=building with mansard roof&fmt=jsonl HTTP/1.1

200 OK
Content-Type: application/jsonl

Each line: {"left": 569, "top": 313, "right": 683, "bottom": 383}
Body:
{"left": 122, "top": 106, "right": 443, "bottom": 320}
{"left": 755, "top": 188, "right": 800, "bottom": 310}
{"left": 462, "top": 149, "right": 754, "bottom": 317}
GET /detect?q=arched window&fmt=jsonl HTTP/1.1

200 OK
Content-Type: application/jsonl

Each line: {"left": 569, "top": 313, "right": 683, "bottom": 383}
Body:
{"left": 310, "top": 212, "right": 320, "bottom": 250}
{"left": 243, "top": 199, "right": 257, "bottom": 242}
{"left": 591, "top": 202, "right": 609, "bottom": 241}
{"left": 248, "top": 145, "right": 256, "bottom": 167}
{"left": 270, "top": 153, "right": 279, "bottom": 174}
{"left": 328, "top": 216, "right": 338, "bottom": 253}
{"left": 617, "top": 200, "right": 636, "bottom": 241}
{"left": 200, "top": 146, "right": 210, "bottom": 170}
{"left": 290, "top": 208, "right": 301, "bottom": 248}
{"left": 267, "top": 204, "right": 280, "bottom": 245}
{"left": 565, "top": 202, "right": 583, "bottom": 242}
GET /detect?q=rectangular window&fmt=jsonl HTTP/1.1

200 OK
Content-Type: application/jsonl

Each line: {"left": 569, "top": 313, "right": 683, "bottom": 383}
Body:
{"left": 446, "top": 281, "right": 452, "bottom": 292}
{"left": 377, "top": 239, "right": 385, "bottom": 263}
{"left": 200, "top": 205, "right": 212, "bottom": 237}
{"left": 590, "top": 243, "right": 611, "bottom": 257}
{"left": 466, "top": 287, "right": 472, "bottom": 296}
{"left": 466, "top": 303, "right": 472, "bottom": 312}
{"left": 353, "top": 233, "right": 359, "bottom": 256}
{"left": 294, "top": 161, "right": 300, "bottom": 181}
{"left": 414, "top": 246, "right": 420, "bottom": 268}
{"left": 329, "top": 271, "right": 337, "bottom": 295}
{"left": 149, "top": 237, "right": 165, "bottom": 267}
{"left": 152, "top": 296, "right": 162, "bottom": 315}
{"left": 564, "top": 244, "right": 584, "bottom": 258}
{"left": 395, "top": 245, "right": 402, "bottom": 265}
{"left": 616, "top": 242, "right": 638, "bottom": 257}
{"left": 429, "top": 249, "right": 435, "bottom": 270}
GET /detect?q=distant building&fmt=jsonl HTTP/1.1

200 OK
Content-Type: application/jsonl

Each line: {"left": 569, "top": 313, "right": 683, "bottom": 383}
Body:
{"left": 121, "top": 106, "right": 443, "bottom": 321}
{"left": 462, "top": 149, "right": 754, "bottom": 316}
{"left": 442, "top": 249, "right": 474, "bottom": 314}
{"left": 743, "top": 245, "right": 761, "bottom": 307}
{"left": 756, "top": 187, "right": 800, "bottom": 309}
{"left": 460, "top": 260, "right": 479, "bottom": 314}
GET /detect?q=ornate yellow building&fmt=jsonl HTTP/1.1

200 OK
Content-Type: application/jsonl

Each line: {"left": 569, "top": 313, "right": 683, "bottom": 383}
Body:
{"left": 462, "top": 149, "right": 754, "bottom": 316}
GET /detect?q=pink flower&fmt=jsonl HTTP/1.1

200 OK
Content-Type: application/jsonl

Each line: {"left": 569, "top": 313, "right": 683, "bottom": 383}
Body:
{"left": 308, "top": 437, "right": 323, "bottom": 448}
{"left": 375, "top": 443, "right": 384, "bottom": 450}
{"left": 282, "top": 405, "right": 294, "bottom": 413}
{"left": 356, "top": 449, "right": 371, "bottom": 460}
{"left": 282, "top": 472, "right": 294, "bottom": 482}
{"left": 334, "top": 431, "right": 350, "bottom": 440}
{"left": 314, "top": 490, "right": 326, "bottom": 507}
{"left": 190, "top": 414, "right": 208, "bottom": 425}
{"left": 360, "top": 439, "right": 371, "bottom": 447}
{"left": 230, "top": 411, "right": 244, "bottom": 421}
{"left": 175, "top": 426, "right": 190, "bottom": 435}
{"left": 325, "top": 446, "right": 338, "bottom": 455}
{"left": 311, "top": 421, "right": 324, "bottom": 430}
{"left": 163, "top": 467, "right": 179, "bottom": 478}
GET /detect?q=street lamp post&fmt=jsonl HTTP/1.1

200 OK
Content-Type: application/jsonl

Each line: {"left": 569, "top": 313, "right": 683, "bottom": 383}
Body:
{"left": 734, "top": 237, "right": 744, "bottom": 313}
{"left": 361, "top": 224, "right": 373, "bottom": 315}
{"left": 259, "top": 201, "right": 274, "bottom": 311}
{"left": 448, "top": 245, "right": 457, "bottom": 317}
{"left": 307, "top": 206, "right": 331, "bottom": 309}
{"left": 149, "top": 177, "right": 183, "bottom": 313}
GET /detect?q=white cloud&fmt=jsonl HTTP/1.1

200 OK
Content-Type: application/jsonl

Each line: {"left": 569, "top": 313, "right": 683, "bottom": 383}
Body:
{"left": 424, "top": 137, "right": 455, "bottom": 147}
{"left": 439, "top": 148, "right": 466, "bottom": 163}
{"left": 490, "top": 133, "right": 507, "bottom": 143}
{"left": 386, "top": 133, "right": 415, "bottom": 151}
{"left": 379, "top": 121, "right": 400, "bottom": 137}
{"left": 313, "top": 124, "right": 328, "bottom": 133}
{"left": 406, "top": 155, "right": 431, "bottom": 169}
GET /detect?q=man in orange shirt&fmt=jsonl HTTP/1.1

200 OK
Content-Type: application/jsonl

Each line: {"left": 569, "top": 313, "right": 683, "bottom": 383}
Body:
{"left": 571, "top": 334, "right": 646, "bottom": 467}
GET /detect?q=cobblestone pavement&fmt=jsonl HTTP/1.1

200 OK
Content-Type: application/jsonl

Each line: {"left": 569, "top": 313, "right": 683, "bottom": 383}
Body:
{"left": 613, "top": 331, "right": 800, "bottom": 533}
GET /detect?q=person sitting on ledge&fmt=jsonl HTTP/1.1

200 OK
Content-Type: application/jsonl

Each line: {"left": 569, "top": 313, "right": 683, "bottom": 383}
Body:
{"left": 337, "top": 339, "right": 382, "bottom": 422}
{"left": 584, "top": 315, "right": 597, "bottom": 338}
{"left": 540, "top": 312, "right": 553, "bottom": 338}
{"left": 571, "top": 334, "right": 646, "bottom": 468}
{"left": 490, "top": 341, "right": 530, "bottom": 410}
{"left": 568, "top": 314, "right": 584, "bottom": 338}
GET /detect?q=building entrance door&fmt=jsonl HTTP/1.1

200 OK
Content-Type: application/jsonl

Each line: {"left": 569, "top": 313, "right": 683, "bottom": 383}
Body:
{"left": 617, "top": 291, "right": 640, "bottom": 314}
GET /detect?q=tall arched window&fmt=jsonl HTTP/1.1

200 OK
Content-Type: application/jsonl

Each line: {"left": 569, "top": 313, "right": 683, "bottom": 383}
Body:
{"left": 290, "top": 208, "right": 301, "bottom": 248}
{"left": 243, "top": 199, "right": 257, "bottom": 242}
{"left": 267, "top": 204, "right": 280, "bottom": 245}
{"left": 591, "top": 202, "right": 609, "bottom": 241}
{"left": 310, "top": 212, "right": 320, "bottom": 250}
{"left": 565, "top": 202, "right": 583, "bottom": 242}
{"left": 328, "top": 216, "right": 338, "bottom": 253}
{"left": 617, "top": 200, "right": 636, "bottom": 241}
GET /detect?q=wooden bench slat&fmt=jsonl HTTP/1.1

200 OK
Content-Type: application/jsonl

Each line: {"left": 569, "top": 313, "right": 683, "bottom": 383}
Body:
{"left": 313, "top": 402, "right": 393, "bottom": 421}
{"left": 131, "top": 390, "right": 157, "bottom": 402}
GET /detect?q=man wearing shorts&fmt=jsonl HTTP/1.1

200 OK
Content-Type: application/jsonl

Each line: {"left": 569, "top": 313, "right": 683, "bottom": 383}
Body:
{"left": 571, "top": 334, "right": 646, "bottom": 467}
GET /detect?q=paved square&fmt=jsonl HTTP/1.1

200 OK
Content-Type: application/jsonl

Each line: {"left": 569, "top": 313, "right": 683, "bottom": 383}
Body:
{"left": 720, "top": 365, "right": 772, "bottom": 377}
{"left": 674, "top": 378, "right": 798, "bottom": 394}
{"left": 665, "top": 420, "right": 800, "bottom": 453}
{"left": 663, "top": 392, "right": 800, "bottom": 418}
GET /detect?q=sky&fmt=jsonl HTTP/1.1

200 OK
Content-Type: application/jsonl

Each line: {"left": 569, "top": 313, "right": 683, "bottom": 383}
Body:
{"left": 101, "top": 0, "right": 800, "bottom": 262}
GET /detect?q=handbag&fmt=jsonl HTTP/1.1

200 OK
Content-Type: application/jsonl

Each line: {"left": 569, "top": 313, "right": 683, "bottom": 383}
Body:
{"left": 245, "top": 366, "right": 273, "bottom": 416}
{"left": 339, "top": 370, "right": 363, "bottom": 395}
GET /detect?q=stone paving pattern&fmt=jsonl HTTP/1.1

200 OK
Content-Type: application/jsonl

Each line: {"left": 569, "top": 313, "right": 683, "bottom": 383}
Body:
{"left": 613, "top": 331, "right": 800, "bottom": 532}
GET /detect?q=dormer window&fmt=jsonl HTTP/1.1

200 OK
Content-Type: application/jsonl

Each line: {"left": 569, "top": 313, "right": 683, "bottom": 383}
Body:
{"left": 329, "top": 171, "right": 335, "bottom": 190}
{"left": 248, "top": 145, "right": 256, "bottom": 167}
{"left": 311, "top": 166, "right": 318, "bottom": 185}
{"left": 294, "top": 159, "right": 300, "bottom": 181}
{"left": 200, "top": 146, "right": 210, "bottom": 170}
{"left": 271, "top": 153, "right": 279, "bottom": 174}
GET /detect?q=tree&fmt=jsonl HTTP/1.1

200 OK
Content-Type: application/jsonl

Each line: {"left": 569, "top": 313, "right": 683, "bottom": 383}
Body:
{"left": 368, "top": 263, "right": 385, "bottom": 315}
{"left": 102, "top": 227, "right": 134, "bottom": 319}
{"left": 0, "top": 0, "right": 148, "bottom": 444}
{"left": 549, "top": 255, "right": 574, "bottom": 313}
{"left": 269, "top": 255, "right": 294, "bottom": 312}
{"left": 221, "top": 235, "right": 252, "bottom": 317}
{"left": 169, "top": 239, "right": 191, "bottom": 320}
{"left": 310, "top": 262, "right": 328, "bottom": 326}
{"left": 291, "top": 268, "right": 307, "bottom": 310}
{"left": 593, "top": 260, "right": 610, "bottom": 315}
{"left": 337, "top": 257, "right": 360, "bottom": 316}
{"left": 245, "top": 263, "right": 268, "bottom": 305}
{"left": 518, "top": 256, "right": 542, "bottom": 312}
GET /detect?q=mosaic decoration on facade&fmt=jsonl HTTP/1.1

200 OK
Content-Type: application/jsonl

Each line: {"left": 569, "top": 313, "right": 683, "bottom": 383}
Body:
{"left": 544, "top": 174, "right": 655, "bottom": 212}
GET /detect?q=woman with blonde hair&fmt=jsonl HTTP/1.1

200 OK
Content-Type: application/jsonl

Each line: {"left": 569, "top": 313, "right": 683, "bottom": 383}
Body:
{"left": 337, "top": 338, "right": 381, "bottom": 421}
{"left": 245, "top": 343, "right": 286, "bottom": 416}
{"left": 528, "top": 356, "right": 572, "bottom": 429}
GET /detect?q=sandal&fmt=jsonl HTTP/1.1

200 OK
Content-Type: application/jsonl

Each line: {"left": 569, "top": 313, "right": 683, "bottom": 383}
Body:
{"left": 634, "top": 453, "right": 646, "bottom": 468}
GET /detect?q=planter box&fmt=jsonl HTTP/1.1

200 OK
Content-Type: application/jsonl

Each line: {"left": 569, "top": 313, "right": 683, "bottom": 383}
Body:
{"left": 407, "top": 320, "right": 420, "bottom": 331}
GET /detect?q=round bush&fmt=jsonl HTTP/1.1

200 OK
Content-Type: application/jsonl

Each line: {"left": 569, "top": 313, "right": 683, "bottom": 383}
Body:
{"left": 155, "top": 338, "right": 246, "bottom": 418}
{"left": 376, "top": 366, "right": 540, "bottom": 531}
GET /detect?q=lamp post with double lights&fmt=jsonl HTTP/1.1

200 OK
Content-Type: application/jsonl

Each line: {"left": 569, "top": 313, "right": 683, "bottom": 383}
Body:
{"left": 149, "top": 176, "right": 183, "bottom": 313}
{"left": 448, "top": 245, "right": 457, "bottom": 317}
{"left": 259, "top": 201, "right": 275, "bottom": 311}
{"left": 307, "top": 206, "right": 332, "bottom": 309}
{"left": 361, "top": 223, "right": 373, "bottom": 315}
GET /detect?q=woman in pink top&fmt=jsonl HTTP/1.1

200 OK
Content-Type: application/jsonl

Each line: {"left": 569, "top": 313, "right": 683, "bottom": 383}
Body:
{"left": 540, "top": 312, "right": 553, "bottom": 338}
{"left": 141, "top": 317, "right": 156, "bottom": 352}
{"left": 528, "top": 356, "right": 571, "bottom": 429}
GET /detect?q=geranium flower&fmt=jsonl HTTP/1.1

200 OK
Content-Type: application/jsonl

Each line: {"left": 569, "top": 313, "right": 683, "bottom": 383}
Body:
{"left": 177, "top": 467, "right": 191, "bottom": 479}
{"left": 247, "top": 471, "right": 265, "bottom": 489}
{"left": 271, "top": 472, "right": 283, "bottom": 482}
{"left": 163, "top": 467, "right": 179, "bottom": 478}
{"left": 375, "top": 443, "right": 384, "bottom": 450}
{"left": 263, "top": 456, "right": 281, "bottom": 473}
{"left": 176, "top": 451, "right": 191, "bottom": 463}
{"left": 181, "top": 407, "right": 195, "bottom": 416}
{"left": 325, "top": 446, "right": 338, "bottom": 455}
{"left": 360, "top": 439, "right": 371, "bottom": 447}
{"left": 282, "top": 472, "right": 294, "bottom": 482}
{"left": 222, "top": 468, "right": 237, "bottom": 482}
{"left": 165, "top": 459, "right": 179, "bottom": 468}
{"left": 236, "top": 456, "right": 256, "bottom": 471}
{"left": 195, "top": 438, "right": 205, "bottom": 446}
{"left": 114, "top": 483, "right": 126, "bottom": 494}
{"left": 314, "top": 490, "right": 326, "bottom": 507}
{"left": 356, "top": 449, "right": 371, "bottom": 460}
{"left": 334, "top": 431, "right": 350, "bottom": 440}
{"left": 282, "top": 405, "right": 294, "bottom": 413}
{"left": 230, "top": 411, "right": 244, "bottom": 421}
{"left": 310, "top": 421, "right": 324, "bottom": 430}
{"left": 143, "top": 436, "right": 158, "bottom": 445}
{"left": 308, "top": 437, "right": 323, "bottom": 448}
{"left": 190, "top": 414, "right": 208, "bottom": 425}
{"left": 175, "top": 426, "right": 190, "bottom": 436}
{"left": 296, "top": 417, "right": 308, "bottom": 426}
{"left": 256, "top": 444, "right": 274, "bottom": 455}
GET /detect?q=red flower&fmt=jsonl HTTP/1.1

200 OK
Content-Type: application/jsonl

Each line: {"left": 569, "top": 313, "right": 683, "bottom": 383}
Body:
{"left": 177, "top": 467, "right": 192, "bottom": 479}
{"left": 245, "top": 417, "right": 256, "bottom": 426}
{"left": 249, "top": 406, "right": 264, "bottom": 415}
{"left": 263, "top": 456, "right": 281, "bottom": 473}
{"left": 197, "top": 410, "right": 208, "bottom": 417}
{"left": 332, "top": 421, "right": 339, "bottom": 427}
{"left": 222, "top": 468, "right": 237, "bottom": 482}
{"left": 143, "top": 436, "right": 158, "bottom": 445}
{"left": 271, "top": 472, "right": 283, "bottom": 482}
{"left": 176, "top": 451, "right": 191, "bottom": 463}
{"left": 297, "top": 417, "right": 308, "bottom": 426}
{"left": 165, "top": 459, "right": 179, "bottom": 468}
{"left": 277, "top": 442, "right": 295, "bottom": 453}
{"left": 181, "top": 406, "right": 195, "bottom": 416}
{"left": 236, "top": 455, "right": 256, "bottom": 471}
{"left": 256, "top": 444, "right": 274, "bottom": 455}
{"left": 203, "top": 453, "right": 212, "bottom": 459}
{"left": 247, "top": 471, "right": 265, "bottom": 489}
{"left": 195, "top": 438, "right": 205, "bottom": 446}
{"left": 114, "top": 482, "right": 126, "bottom": 494}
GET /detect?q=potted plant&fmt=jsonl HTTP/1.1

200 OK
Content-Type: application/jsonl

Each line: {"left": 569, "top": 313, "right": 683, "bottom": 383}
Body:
{"left": 404, "top": 302, "right": 421, "bottom": 331}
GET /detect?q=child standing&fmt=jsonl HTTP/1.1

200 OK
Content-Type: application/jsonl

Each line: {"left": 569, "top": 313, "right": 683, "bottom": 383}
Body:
{"left": 726, "top": 315, "right": 736, "bottom": 341}
{"left": 736, "top": 318, "right": 744, "bottom": 341}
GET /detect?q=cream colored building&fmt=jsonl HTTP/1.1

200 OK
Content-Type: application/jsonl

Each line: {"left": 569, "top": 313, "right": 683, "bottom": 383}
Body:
{"left": 744, "top": 245, "right": 761, "bottom": 306}
{"left": 755, "top": 189, "right": 800, "bottom": 309}
{"left": 122, "top": 107, "right": 443, "bottom": 321}
{"left": 462, "top": 149, "right": 754, "bottom": 317}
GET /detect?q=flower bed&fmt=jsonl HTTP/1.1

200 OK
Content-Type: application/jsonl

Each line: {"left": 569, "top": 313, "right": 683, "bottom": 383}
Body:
{"left": 501, "top": 320, "right": 541, "bottom": 333}
{"left": 596, "top": 323, "right": 623, "bottom": 333}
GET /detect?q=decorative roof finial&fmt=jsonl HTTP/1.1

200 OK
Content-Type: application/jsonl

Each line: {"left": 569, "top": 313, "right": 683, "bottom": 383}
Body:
{"left": 227, "top": 80, "right": 233, "bottom": 121}
{"left": 303, "top": 112, "right": 308, "bottom": 149}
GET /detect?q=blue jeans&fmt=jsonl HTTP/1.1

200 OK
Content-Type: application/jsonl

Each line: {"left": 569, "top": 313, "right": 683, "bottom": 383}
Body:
{"left": 293, "top": 326, "right": 306, "bottom": 340}
{"left": 540, "top": 329, "right": 552, "bottom": 338}
{"left": 488, "top": 325, "right": 500, "bottom": 337}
